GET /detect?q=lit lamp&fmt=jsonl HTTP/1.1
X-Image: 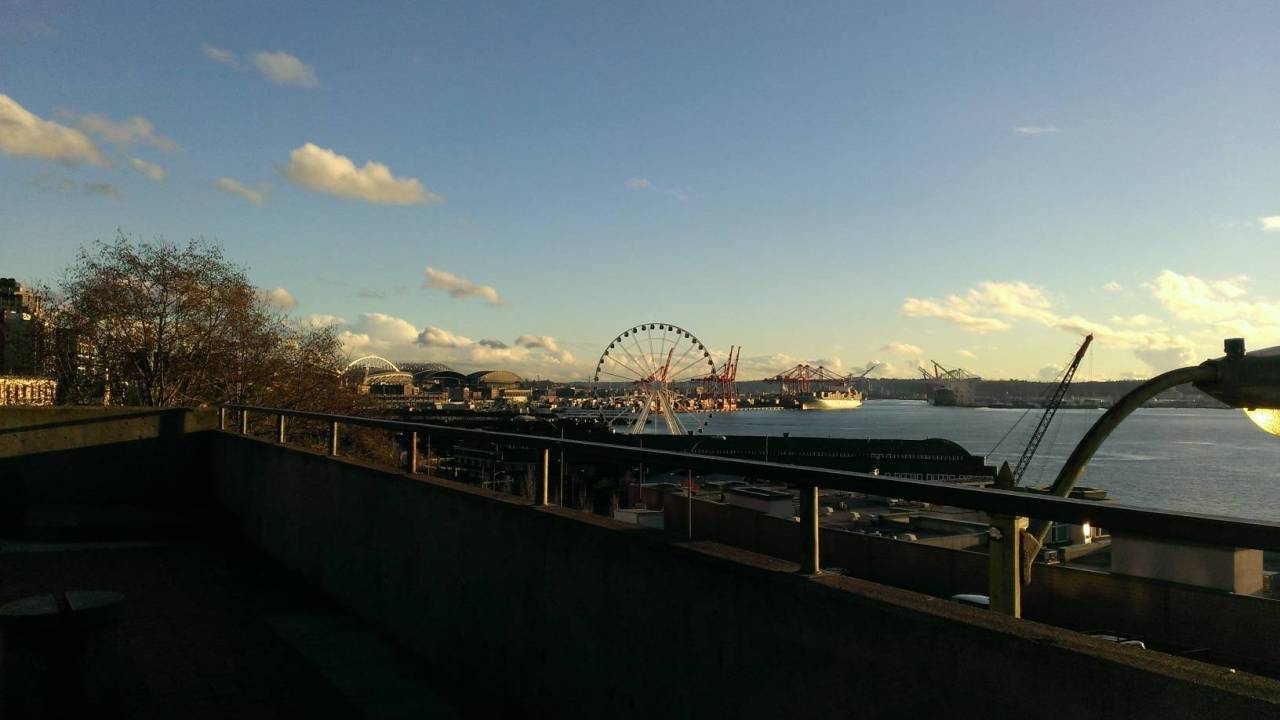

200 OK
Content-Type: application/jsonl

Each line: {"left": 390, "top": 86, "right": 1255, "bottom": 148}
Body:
{"left": 1193, "top": 339, "right": 1280, "bottom": 437}
{"left": 1009, "top": 338, "right": 1280, "bottom": 604}
{"left": 1245, "top": 408, "right": 1280, "bottom": 436}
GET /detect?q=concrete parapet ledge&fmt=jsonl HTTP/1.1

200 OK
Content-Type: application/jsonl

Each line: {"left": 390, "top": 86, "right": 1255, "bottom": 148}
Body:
{"left": 212, "top": 431, "right": 1280, "bottom": 718}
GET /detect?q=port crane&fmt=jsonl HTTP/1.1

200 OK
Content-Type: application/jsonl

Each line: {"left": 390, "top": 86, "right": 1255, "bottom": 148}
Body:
{"left": 1011, "top": 334, "right": 1094, "bottom": 485}
{"left": 844, "top": 362, "right": 880, "bottom": 383}
{"left": 919, "top": 360, "right": 981, "bottom": 406}
{"left": 689, "top": 345, "right": 742, "bottom": 410}
{"left": 763, "top": 363, "right": 851, "bottom": 395}
{"left": 918, "top": 360, "right": 979, "bottom": 383}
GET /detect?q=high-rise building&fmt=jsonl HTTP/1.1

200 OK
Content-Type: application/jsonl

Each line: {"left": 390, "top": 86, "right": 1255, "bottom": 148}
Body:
{"left": 0, "top": 278, "right": 46, "bottom": 374}
{"left": 0, "top": 278, "right": 41, "bottom": 315}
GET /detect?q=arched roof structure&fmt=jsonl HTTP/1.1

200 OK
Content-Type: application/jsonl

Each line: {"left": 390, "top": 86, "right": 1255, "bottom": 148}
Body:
{"left": 345, "top": 355, "right": 400, "bottom": 373}
{"left": 466, "top": 370, "right": 523, "bottom": 386}
{"left": 416, "top": 369, "right": 467, "bottom": 386}
{"left": 365, "top": 371, "right": 414, "bottom": 385}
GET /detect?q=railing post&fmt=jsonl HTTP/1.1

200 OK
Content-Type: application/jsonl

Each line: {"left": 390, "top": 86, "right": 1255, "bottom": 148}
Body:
{"left": 277, "top": 414, "right": 287, "bottom": 444}
{"left": 406, "top": 431, "right": 418, "bottom": 473}
{"left": 218, "top": 406, "right": 227, "bottom": 431}
{"left": 239, "top": 409, "right": 248, "bottom": 435}
{"left": 328, "top": 419, "right": 339, "bottom": 456}
{"left": 801, "top": 484, "right": 821, "bottom": 575}
{"left": 988, "top": 514, "right": 1027, "bottom": 617}
{"left": 537, "top": 448, "right": 549, "bottom": 506}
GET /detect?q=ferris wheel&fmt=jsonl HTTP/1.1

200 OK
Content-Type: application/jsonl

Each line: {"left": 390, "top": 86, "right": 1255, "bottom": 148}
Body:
{"left": 590, "top": 323, "right": 718, "bottom": 435}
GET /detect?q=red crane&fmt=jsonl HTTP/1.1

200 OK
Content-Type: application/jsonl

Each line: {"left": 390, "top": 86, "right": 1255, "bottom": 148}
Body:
{"left": 763, "top": 363, "right": 850, "bottom": 395}
{"left": 689, "top": 345, "right": 742, "bottom": 410}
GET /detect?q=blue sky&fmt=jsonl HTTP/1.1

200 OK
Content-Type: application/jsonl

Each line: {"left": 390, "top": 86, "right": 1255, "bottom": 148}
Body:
{"left": 3, "top": 0, "right": 1279, "bottom": 380}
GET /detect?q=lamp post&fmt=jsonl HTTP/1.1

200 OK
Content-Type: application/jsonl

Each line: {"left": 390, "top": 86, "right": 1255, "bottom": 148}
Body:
{"left": 1015, "top": 338, "right": 1280, "bottom": 589}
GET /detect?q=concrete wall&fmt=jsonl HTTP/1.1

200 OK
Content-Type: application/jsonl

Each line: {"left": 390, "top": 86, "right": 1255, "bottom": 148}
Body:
{"left": 1111, "top": 533, "right": 1264, "bottom": 594}
{"left": 212, "top": 434, "right": 1280, "bottom": 718}
{"left": 668, "top": 495, "right": 1280, "bottom": 678}
{"left": 0, "top": 407, "right": 217, "bottom": 535}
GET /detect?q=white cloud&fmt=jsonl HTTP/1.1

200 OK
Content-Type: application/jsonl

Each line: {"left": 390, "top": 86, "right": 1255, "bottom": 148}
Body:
{"left": 321, "top": 313, "right": 581, "bottom": 375}
{"left": 514, "top": 335, "right": 574, "bottom": 363}
{"left": 901, "top": 298, "right": 1010, "bottom": 332}
{"left": 1109, "top": 314, "right": 1158, "bottom": 328}
{"left": 214, "top": 177, "right": 269, "bottom": 205}
{"left": 1103, "top": 281, "right": 1123, "bottom": 292}
{"left": 1133, "top": 345, "right": 1196, "bottom": 372}
{"left": 1259, "top": 216, "right": 1280, "bottom": 232}
{"left": 880, "top": 341, "right": 923, "bottom": 355}
{"left": 866, "top": 359, "right": 926, "bottom": 379}
{"left": 423, "top": 267, "right": 502, "bottom": 305}
{"left": 416, "top": 325, "right": 475, "bottom": 349}
{"left": 282, "top": 143, "right": 439, "bottom": 205}
{"left": 958, "top": 349, "right": 976, "bottom": 359}
{"left": 626, "top": 177, "right": 652, "bottom": 190}
{"left": 1036, "top": 365, "right": 1063, "bottom": 381}
{"left": 304, "top": 314, "right": 345, "bottom": 328}
{"left": 516, "top": 335, "right": 559, "bottom": 352}
{"left": 130, "top": 157, "right": 165, "bottom": 182}
{"left": 260, "top": 287, "right": 296, "bottom": 310}
{"left": 1013, "top": 125, "right": 1059, "bottom": 135}
{"left": 339, "top": 313, "right": 421, "bottom": 354}
{"left": 0, "top": 94, "right": 107, "bottom": 165}
{"left": 251, "top": 50, "right": 318, "bottom": 87}
{"left": 76, "top": 113, "right": 178, "bottom": 152}
{"left": 1147, "top": 270, "right": 1280, "bottom": 336}
{"left": 904, "top": 278, "right": 1204, "bottom": 372}
{"left": 903, "top": 281, "right": 1059, "bottom": 333}
{"left": 202, "top": 43, "right": 238, "bottom": 67}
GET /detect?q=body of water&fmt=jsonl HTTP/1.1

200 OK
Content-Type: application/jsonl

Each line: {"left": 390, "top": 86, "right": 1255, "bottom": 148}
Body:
{"left": 676, "top": 400, "right": 1280, "bottom": 522}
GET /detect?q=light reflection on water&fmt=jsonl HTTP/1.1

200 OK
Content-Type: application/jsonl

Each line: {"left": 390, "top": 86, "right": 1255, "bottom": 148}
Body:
{"left": 667, "top": 400, "right": 1280, "bottom": 522}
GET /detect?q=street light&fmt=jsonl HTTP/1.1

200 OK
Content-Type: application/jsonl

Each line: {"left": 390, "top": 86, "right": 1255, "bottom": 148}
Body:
{"left": 1193, "top": 339, "right": 1280, "bottom": 437}
{"left": 1010, "top": 338, "right": 1280, "bottom": 604}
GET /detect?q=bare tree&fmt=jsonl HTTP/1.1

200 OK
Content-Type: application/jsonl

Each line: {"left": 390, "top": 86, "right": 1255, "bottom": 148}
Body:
{"left": 48, "top": 233, "right": 354, "bottom": 409}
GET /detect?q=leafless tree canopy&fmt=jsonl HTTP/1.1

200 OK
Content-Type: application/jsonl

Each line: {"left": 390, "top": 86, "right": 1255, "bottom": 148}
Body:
{"left": 47, "top": 233, "right": 354, "bottom": 408}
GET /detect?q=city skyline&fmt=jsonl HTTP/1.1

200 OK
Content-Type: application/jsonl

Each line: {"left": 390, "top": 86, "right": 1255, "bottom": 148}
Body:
{"left": 3, "top": 2, "right": 1279, "bottom": 380}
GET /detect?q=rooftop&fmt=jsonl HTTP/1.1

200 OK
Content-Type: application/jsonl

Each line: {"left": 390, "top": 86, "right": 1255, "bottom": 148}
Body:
{"left": 2, "top": 405, "right": 1278, "bottom": 717}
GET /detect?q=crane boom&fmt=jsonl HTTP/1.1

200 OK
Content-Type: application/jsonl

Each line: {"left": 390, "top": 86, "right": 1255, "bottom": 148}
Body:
{"left": 1012, "top": 334, "right": 1094, "bottom": 485}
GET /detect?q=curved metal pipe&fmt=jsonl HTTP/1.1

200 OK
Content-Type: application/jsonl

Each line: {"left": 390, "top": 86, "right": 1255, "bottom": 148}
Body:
{"left": 1023, "top": 363, "right": 1218, "bottom": 573}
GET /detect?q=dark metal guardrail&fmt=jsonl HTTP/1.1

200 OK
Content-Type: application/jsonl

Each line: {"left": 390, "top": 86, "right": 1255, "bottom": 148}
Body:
{"left": 218, "top": 404, "right": 1280, "bottom": 556}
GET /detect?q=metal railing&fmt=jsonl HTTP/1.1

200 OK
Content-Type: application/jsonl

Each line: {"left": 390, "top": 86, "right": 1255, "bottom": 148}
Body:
{"left": 218, "top": 404, "right": 1280, "bottom": 606}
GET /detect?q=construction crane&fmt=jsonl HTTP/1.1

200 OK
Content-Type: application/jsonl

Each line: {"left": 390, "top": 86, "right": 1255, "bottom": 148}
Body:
{"left": 1011, "top": 334, "right": 1094, "bottom": 485}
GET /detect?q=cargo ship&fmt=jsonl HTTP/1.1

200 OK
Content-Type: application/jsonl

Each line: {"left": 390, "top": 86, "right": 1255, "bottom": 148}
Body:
{"left": 798, "top": 388, "right": 864, "bottom": 410}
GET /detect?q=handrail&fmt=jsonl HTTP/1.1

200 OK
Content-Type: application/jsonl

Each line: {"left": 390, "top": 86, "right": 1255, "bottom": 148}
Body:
{"left": 218, "top": 404, "right": 1280, "bottom": 553}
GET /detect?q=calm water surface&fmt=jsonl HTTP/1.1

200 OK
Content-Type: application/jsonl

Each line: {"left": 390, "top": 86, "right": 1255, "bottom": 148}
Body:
{"left": 677, "top": 400, "right": 1280, "bottom": 522}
